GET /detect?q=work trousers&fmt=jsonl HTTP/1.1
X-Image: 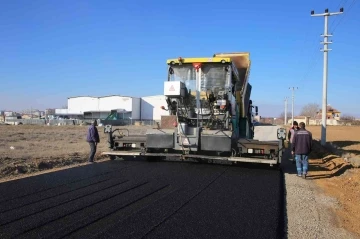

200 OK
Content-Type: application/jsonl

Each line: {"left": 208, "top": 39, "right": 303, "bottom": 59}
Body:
{"left": 289, "top": 143, "right": 297, "bottom": 161}
{"left": 295, "top": 154, "right": 309, "bottom": 176}
{"left": 88, "top": 142, "right": 97, "bottom": 162}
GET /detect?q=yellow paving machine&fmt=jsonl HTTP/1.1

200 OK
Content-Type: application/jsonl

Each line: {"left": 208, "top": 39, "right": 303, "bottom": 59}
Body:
{"left": 102, "top": 52, "right": 287, "bottom": 167}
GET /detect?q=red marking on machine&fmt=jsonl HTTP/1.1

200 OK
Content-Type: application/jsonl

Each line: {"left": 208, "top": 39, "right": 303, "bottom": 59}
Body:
{"left": 192, "top": 62, "right": 202, "bottom": 72}
{"left": 169, "top": 85, "right": 175, "bottom": 91}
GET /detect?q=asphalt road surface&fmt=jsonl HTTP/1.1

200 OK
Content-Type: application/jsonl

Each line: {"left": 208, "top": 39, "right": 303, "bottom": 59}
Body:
{"left": 0, "top": 159, "right": 284, "bottom": 239}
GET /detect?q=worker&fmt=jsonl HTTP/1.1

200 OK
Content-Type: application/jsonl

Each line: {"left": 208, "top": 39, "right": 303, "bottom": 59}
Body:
{"left": 86, "top": 120, "right": 100, "bottom": 163}
{"left": 292, "top": 122, "right": 313, "bottom": 179}
{"left": 288, "top": 121, "right": 299, "bottom": 163}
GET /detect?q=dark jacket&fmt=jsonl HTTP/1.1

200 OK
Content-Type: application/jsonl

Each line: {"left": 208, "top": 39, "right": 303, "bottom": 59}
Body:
{"left": 292, "top": 128, "right": 312, "bottom": 155}
{"left": 86, "top": 125, "right": 100, "bottom": 143}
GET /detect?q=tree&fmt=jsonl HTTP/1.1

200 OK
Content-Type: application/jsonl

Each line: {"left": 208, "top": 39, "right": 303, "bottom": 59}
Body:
{"left": 300, "top": 103, "right": 320, "bottom": 117}
{"left": 341, "top": 114, "right": 356, "bottom": 121}
{"left": 279, "top": 111, "right": 292, "bottom": 119}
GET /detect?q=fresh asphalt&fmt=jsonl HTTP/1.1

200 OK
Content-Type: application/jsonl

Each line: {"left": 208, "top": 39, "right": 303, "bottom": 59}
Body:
{"left": 0, "top": 158, "right": 285, "bottom": 239}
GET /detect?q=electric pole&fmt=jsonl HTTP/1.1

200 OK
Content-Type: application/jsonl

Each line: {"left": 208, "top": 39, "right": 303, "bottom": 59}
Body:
{"left": 284, "top": 97, "right": 288, "bottom": 125}
{"left": 289, "top": 87, "right": 298, "bottom": 125}
{"left": 311, "top": 7, "right": 344, "bottom": 146}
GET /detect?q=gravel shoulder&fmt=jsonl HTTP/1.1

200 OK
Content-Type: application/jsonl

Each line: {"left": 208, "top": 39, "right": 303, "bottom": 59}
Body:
{"left": 282, "top": 150, "right": 359, "bottom": 239}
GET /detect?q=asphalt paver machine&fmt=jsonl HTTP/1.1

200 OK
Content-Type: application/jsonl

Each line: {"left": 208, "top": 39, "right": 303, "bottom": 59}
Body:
{"left": 102, "top": 52, "right": 287, "bottom": 167}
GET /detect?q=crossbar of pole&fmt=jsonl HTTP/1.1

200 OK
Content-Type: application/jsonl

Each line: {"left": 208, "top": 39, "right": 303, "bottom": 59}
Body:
{"left": 311, "top": 8, "right": 344, "bottom": 146}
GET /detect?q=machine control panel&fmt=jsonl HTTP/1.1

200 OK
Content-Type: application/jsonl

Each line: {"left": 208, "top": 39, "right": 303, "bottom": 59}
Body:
{"left": 277, "top": 128, "right": 287, "bottom": 140}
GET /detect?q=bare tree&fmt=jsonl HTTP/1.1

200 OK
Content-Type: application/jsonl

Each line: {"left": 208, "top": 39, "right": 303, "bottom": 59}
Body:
{"left": 279, "top": 111, "right": 292, "bottom": 119}
{"left": 341, "top": 114, "right": 356, "bottom": 121}
{"left": 300, "top": 103, "right": 320, "bottom": 117}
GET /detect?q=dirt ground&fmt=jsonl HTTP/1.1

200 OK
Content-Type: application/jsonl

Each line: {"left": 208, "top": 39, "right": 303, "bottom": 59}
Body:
{"left": 0, "top": 124, "right": 151, "bottom": 181}
{"left": 301, "top": 125, "right": 360, "bottom": 237}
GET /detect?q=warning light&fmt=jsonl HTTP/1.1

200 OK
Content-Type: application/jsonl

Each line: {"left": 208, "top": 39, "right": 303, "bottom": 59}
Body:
{"left": 173, "top": 122, "right": 178, "bottom": 127}
{"left": 192, "top": 62, "right": 202, "bottom": 72}
{"left": 161, "top": 106, "right": 165, "bottom": 110}
{"left": 178, "top": 57, "right": 183, "bottom": 65}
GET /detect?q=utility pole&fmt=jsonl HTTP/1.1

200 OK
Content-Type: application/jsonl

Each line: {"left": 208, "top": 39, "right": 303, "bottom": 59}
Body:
{"left": 289, "top": 87, "right": 298, "bottom": 125}
{"left": 311, "top": 7, "right": 344, "bottom": 146}
{"left": 284, "top": 97, "right": 288, "bottom": 125}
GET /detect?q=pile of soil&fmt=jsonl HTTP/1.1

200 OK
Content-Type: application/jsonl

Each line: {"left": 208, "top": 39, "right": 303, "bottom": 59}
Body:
{"left": 307, "top": 139, "right": 360, "bottom": 237}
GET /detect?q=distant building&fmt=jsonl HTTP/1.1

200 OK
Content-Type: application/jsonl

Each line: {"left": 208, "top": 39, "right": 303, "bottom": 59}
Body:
{"left": 141, "top": 95, "right": 169, "bottom": 120}
{"left": 45, "top": 108, "right": 55, "bottom": 115}
{"left": 21, "top": 114, "right": 32, "bottom": 119}
{"left": 316, "top": 105, "right": 341, "bottom": 120}
{"left": 288, "top": 105, "right": 342, "bottom": 126}
{"left": 22, "top": 109, "right": 41, "bottom": 115}
{"left": 55, "top": 95, "right": 169, "bottom": 121}
{"left": 3, "top": 110, "right": 22, "bottom": 121}
{"left": 259, "top": 117, "right": 284, "bottom": 125}
{"left": 4, "top": 111, "right": 16, "bottom": 117}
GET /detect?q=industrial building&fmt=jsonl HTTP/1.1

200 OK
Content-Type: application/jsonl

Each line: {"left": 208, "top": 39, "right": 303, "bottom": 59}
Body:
{"left": 55, "top": 95, "right": 169, "bottom": 121}
{"left": 140, "top": 95, "right": 169, "bottom": 120}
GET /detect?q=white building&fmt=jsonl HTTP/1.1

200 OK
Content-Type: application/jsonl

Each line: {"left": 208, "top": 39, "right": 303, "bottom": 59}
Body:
{"left": 55, "top": 95, "right": 169, "bottom": 121}
{"left": 141, "top": 95, "right": 169, "bottom": 120}
{"left": 55, "top": 95, "right": 139, "bottom": 119}
{"left": 4, "top": 111, "right": 16, "bottom": 117}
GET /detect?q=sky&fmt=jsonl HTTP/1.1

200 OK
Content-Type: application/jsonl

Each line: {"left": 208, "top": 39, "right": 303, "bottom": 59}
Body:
{"left": 0, "top": 0, "right": 359, "bottom": 117}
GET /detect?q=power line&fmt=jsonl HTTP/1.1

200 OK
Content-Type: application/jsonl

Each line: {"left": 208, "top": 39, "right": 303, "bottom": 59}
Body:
{"left": 302, "top": 0, "right": 353, "bottom": 84}
{"left": 296, "top": 17, "right": 316, "bottom": 62}
{"left": 336, "top": 0, "right": 348, "bottom": 9}
{"left": 330, "top": 0, "right": 350, "bottom": 27}
{"left": 286, "top": 9, "right": 317, "bottom": 85}
{"left": 300, "top": 11, "right": 330, "bottom": 83}
{"left": 330, "top": 0, "right": 357, "bottom": 33}
{"left": 301, "top": 45, "right": 321, "bottom": 82}
{"left": 328, "top": 0, "right": 348, "bottom": 30}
